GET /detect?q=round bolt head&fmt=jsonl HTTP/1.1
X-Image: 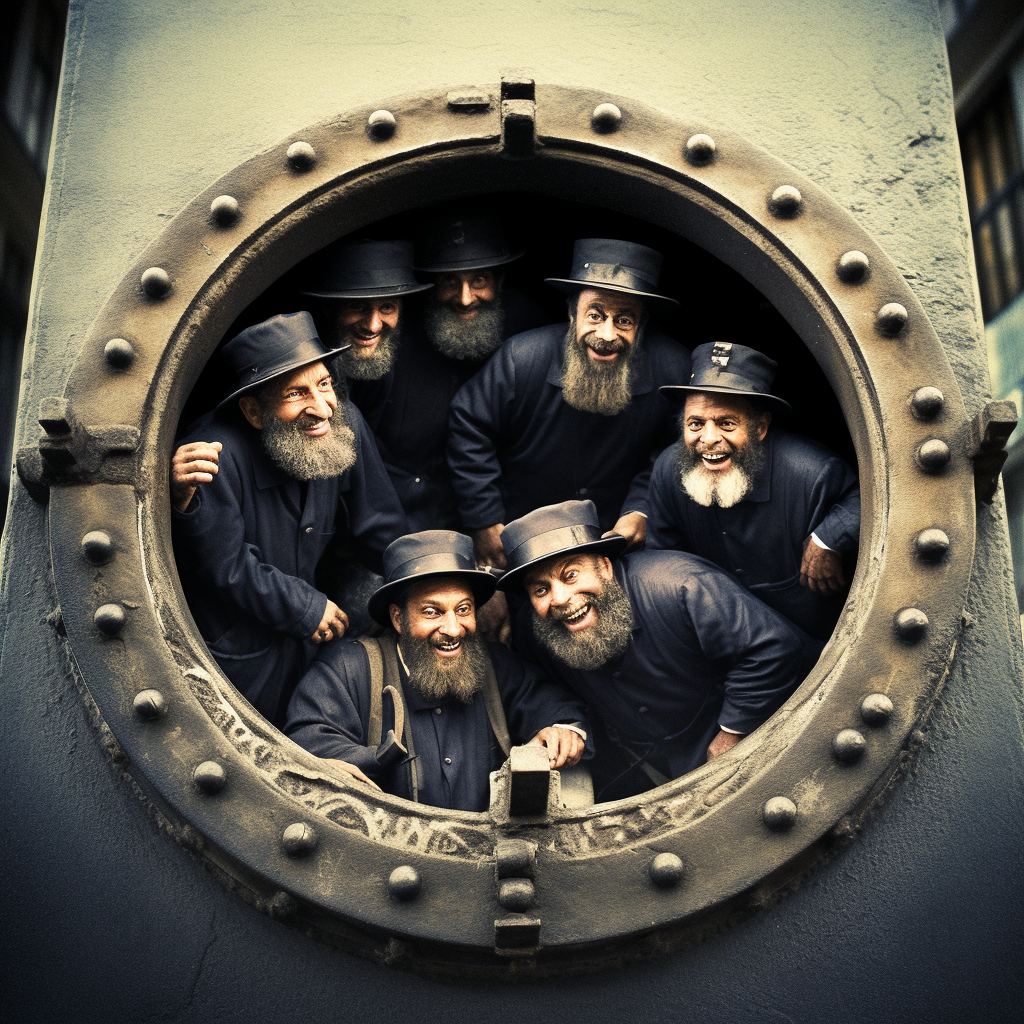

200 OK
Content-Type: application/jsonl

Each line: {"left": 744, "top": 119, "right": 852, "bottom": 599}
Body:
{"left": 916, "top": 438, "right": 951, "bottom": 473}
{"left": 286, "top": 141, "right": 316, "bottom": 170}
{"left": 684, "top": 133, "right": 716, "bottom": 164}
{"left": 367, "top": 109, "right": 396, "bottom": 140}
{"left": 81, "top": 530, "right": 114, "bottom": 564}
{"left": 498, "top": 876, "right": 535, "bottom": 910}
{"left": 832, "top": 728, "right": 867, "bottom": 764}
{"left": 140, "top": 267, "right": 171, "bottom": 299}
{"left": 910, "top": 386, "right": 945, "bottom": 420}
{"left": 209, "top": 194, "right": 240, "bottom": 226}
{"left": 860, "top": 693, "right": 894, "bottom": 726}
{"left": 836, "top": 250, "right": 870, "bottom": 283}
{"left": 193, "top": 760, "right": 228, "bottom": 794}
{"left": 768, "top": 184, "right": 802, "bottom": 216}
{"left": 894, "top": 606, "right": 929, "bottom": 643}
{"left": 915, "top": 527, "right": 950, "bottom": 563}
{"left": 875, "top": 301, "right": 908, "bottom": 337}
{"left": 94, "top": 602, "right": 127, "bottom": 635}
{"left": 282, "top": 822, "right": 318, "bottom": 856}
{"left": 762, "top": 796, "right": 797, "bottom": 831}
{"left": 388, "top": 865, "right": 422, "bottom": 901}
{"left": 648, "top": 852, "right": 685, "bottom": 888}
{"left": 103, "top": 337, "right": 135, "bottom": 369}
{"left": 133, "top": 688, "right": 166, "bottom": 720}
{"left": 591, "top": 102, "right": 622, "bottom": 133}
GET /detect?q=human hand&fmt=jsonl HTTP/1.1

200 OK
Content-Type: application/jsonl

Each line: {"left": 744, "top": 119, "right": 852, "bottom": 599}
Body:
{"left": 706, "top": 729, "right": 743, "bottom": 762}
{"left": 324, "top": 758, "right": 381, "bottom": 789}
{"left": 312, "top": 600, "right": 349, "bottom": 643}
{"left": 170, "top": 441, "right": 222, "bottom": 512}
{"left": 473, "top": 523, "right": 507, "bottom": 570}
{"left": 607, "top": 511, "right": 647, "bottom": 552}
{"left": 475, "top": 591, "right": 511, "bottom": 645}
{"left": 800, "top": 538, "right": 847, "bottom": 594}
{"left": 528, "top": 726, "right": 585, "bottom": 768}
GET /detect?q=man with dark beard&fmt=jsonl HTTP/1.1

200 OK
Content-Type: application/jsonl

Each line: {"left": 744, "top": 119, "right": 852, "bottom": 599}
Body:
{"left": 647, "top": 343, "right": 860, "bottom": 640}
{"left": 500, "top": 501, "right": 820, "bottom": 800}
{"left": 170, "top": 312, "right": 408, "bottom": 726}
{"left": 447, "top": 238, "right": 691, "bottom": 572}
{"left": 285, "top": 531, "right": 588, "bottom": 811}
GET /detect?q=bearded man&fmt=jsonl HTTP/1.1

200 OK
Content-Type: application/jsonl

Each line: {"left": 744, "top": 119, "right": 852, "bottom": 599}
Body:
{"left": 285, "top": 531, "right": 588, "bottom": 811}
{"left": 170, "top": 312, "right": 408, "bottom": 726}
{"left": 500, "top": 501, "right": 819, "bottom": 801}
{"left": 447, "top": 238, "right": 691, "bottom": 572}
{"left": 648, "top": 342, "right": 860, "bottom": 640}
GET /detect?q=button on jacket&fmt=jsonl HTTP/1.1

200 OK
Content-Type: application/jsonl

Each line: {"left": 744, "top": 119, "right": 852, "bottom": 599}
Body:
{"left": 171, "top": 401, "right": 408, "bottom": 724}
{"left": 447, "top": 323, "right": 692, "bottom": 532}
{"left": 646, "top": 430, "right": 860, "bottom": 639}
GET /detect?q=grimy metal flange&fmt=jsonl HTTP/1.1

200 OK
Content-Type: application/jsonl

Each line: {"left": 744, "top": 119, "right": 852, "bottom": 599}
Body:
{"left": 41, "top": 79, "right": 974, "bottom": 974}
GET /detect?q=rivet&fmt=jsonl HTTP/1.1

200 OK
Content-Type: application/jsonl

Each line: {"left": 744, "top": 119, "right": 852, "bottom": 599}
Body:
{"left": 648, "top": 852, "right": 684, "bottom": 888}
{"left": 860, "top": 693, "right": 894, "bottom": 726}
{"left": 875, "top": 301, "right": 908, "bottom": 336}
{"left": 910, "top": 386, "right": 944, "bottom": 420}
{"left": 209, "top": 195, "right": 240, "bottom": 227}
{"left": 81, "top": 530, "right": 114, "bottom": 564}
{"left": 104, "top": 338, "right": 135, "bottom": 369}
{"left": 768, "top": 185, "right": 802, "bottom": 217}
{"left": 832, "top": 728, "right": 867, "bottom": 763}
{"left": 94, "top": 602, "right": 126, "bottom": 635}
{"left": 367, "top": 109, "right": 396, "bottom": 140}
{"left": 915, "top": 527, "right": 950, "bottom": 563}
{"left": 836, "top": 250, "right": 870, "bottom": 283}
{"left": 286, "top": 141, "right": 316, "bottom": 170}
{"left": 498, "top": 877, "right": 535, "bottom": 910}
{"left": 684, "top": 133, "right": 716, "bottom": 164}
{"left": 591, "top": 102, "right": 622, "bottom": 133}
{"left": 916, "top": 438, "right": 951, "bottom": 473}
{"left": 762, "top": 796, "right": 797, "bottom": 831}
{"left": 133, "top": 688, "right": 166, "bottom": 720}
{"left": 193, "top": 760, "right": 228, "bottom": 794}
{"left": 140, "top": 267, "right": 171, "bottom": 299}
{"left": 282, "top": 822, "right": 318, "bottom": 857}
{"left": 388, "top": 865, "right": 421, "bottom": 901}
{"left": 894, "top": 606, "right": 929, "bottom": 642}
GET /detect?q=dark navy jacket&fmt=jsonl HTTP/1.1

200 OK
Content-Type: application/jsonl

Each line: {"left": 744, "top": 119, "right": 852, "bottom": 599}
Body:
{"left": 285, "top": 638, "right": 588, "bottom": 812}
{"left": 447, "top": 323, "right": 691, "bottom": 531}
{"left": 347, "top": 287, "right": 546, "bottom": 532}
{"left": 514, "top": 550, "right": 821, "bottom": 781}
{"left": 171, "top": 402, "right": 408, "bottom": 725}
{"left": 646, "top": 430, "right": 860, "bottom": 639}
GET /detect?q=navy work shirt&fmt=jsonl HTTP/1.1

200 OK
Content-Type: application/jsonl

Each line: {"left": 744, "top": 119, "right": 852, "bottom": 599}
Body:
{"left": 447, "top": 323, "right": 692, "bottom": 532}
{"left": 285, "top": 638, "right": 589, "bottom": 812}
{"left": 171, "top": 401, "right": 408, "bottom": 725}
{"left": 647, "top": 430, "right": 860, "bottom": 639}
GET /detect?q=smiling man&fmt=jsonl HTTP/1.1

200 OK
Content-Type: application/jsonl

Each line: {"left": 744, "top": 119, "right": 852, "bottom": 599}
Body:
{"left": 285, "top": 531, "right": 588, "bottom": 811}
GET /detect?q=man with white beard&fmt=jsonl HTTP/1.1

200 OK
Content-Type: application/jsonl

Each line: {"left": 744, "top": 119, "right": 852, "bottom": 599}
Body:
{"left": 647, "top": 342, "right": 860, "bottom": 640}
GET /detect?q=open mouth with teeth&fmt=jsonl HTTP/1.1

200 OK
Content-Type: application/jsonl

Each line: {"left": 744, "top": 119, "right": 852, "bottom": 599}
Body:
{"left": 699, "top": 449, "right": 733, "bottom": 471}
{"left": 431, "top": 635, "right": 463, "bottom": 657}
{"left": 558, "top": 601, "right": 597, "bottom": 632}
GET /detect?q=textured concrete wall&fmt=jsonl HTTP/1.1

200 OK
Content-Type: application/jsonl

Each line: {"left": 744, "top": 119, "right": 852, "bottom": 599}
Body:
{"left": 2, "top": 1, "right": 1022, "bottom": 1021}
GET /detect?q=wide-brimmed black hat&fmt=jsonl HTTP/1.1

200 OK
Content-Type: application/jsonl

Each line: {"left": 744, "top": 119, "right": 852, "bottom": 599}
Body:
{"left": 216, "top": 311, "right": 349, "bottom": 410}
{"left": 659, "top": 342, "right": 792, "bottom": 416}
{"left": 298, "top": 239, "right": 433, "bottom": 300}
{"left": 367, "top": 530, "right": 497, "bottom": 627}
{"left": 415, "top": 213, "right": 524, "bottom": 273}
{"left": 496, "top": 500, "right": 627, "bottom": 592}
{"left": 545, "top": 238, "right": 679, "bottom": 311}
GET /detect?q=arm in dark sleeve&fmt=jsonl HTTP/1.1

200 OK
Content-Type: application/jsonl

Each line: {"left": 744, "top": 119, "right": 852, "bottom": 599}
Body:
{"left": 645, "top": 445, "right": 690, "bottom": 550}
{"left": 806, "top": 457, "right": 860, "bottom": 555}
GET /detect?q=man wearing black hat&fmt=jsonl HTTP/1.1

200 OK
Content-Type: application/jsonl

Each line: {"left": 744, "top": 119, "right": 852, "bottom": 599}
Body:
{"left": 285, "top": 531, "right": 588, "bottom": 811}
{"left": 648, "top": 342, "right": 860, "bottom": 640}
{"left": 447, "top": 238, "right": 691, "bottom": 571}
{"left": 171, "top": 311, "right": 408, "bottom": 726}
{"left": 499, "top": 501, "right": 819, "bottom": 799}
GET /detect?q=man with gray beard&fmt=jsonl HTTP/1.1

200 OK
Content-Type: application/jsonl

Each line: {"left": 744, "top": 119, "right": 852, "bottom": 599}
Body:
{"left": 171, "top": 312, "right": 408, "bottom": 726}
{"left": 286, "top": 531, "right": 588, "bottom": 811}
{"left": 500, "top": 501, "right": 819, "bottom": 801}
{"left": 648, "top": 342, "right": 860, "bottom": 640}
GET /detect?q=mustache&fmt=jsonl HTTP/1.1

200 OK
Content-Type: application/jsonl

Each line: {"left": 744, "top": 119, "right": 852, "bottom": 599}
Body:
{"left": 549, "top": 595, "right": 597, "bottom": 622}
{"left": 293, "top": 411, "right": 332, "bottom": 430}
{"left": 579, "top": 331, "right": 628, "bottom": 356}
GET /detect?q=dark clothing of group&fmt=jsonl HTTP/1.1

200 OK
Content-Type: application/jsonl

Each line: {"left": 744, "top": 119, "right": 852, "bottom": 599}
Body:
{"left": 285, "top": 639, "right": 588, "bottom": 811}
{"left": 447, "top": 324, "right": 692, "bottom": 531}
{"left": 647, "top": 430, "right": 860, "bottom": 639}
{"left": 171, "top": 403, "right": 408, "bottom": 724}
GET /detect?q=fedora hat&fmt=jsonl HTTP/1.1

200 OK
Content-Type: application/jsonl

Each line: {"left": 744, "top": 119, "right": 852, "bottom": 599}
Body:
{"left": 544, "top": 238, "right": 679, "bottom": 310}
{"left": 367, "top": 530, "right": 498, "bottom": 628}
{"left": 298, "top": 239, "right": 433, "bottom": 300}
{"left": 496, "top": 500, "right": 627, "bottom": 592}
{"left": 216, "top": 311, "right": 348, "bottom": 410}
{"left": 659, "top": 341, "right": 792, "bottom": 415}
{"left": 415, "top": 212, "right": 524, "bottom": 273}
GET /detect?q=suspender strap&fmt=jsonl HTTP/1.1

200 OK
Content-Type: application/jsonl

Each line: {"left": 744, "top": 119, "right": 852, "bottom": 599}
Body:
{"left": 479, "top": 657, "right": 512, "bottom": 758}
{"left": 356, "top": 636, "right": 385, "bottom": 748}
{"left": 378, "top": 633, "right": 419, "bottom": 804}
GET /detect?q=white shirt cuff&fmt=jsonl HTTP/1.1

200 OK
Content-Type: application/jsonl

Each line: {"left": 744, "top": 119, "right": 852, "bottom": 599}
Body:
{"left": 718, "top": 725, "right": 745, "bottom": 735}
{"left": 556, "top": 723, "right": 588, "bottom": 742}
{"left": 810, "top": 532, "right": 834, "bottom": 552}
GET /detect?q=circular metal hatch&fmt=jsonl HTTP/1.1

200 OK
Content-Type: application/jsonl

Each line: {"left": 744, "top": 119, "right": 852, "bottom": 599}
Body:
{"left": 41, "top": 82, "right": 974, "bottom": 974}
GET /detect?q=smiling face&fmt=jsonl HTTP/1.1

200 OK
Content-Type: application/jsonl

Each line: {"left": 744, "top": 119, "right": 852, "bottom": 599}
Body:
{"left": 573, "top": 288, "right": 644, "bottom": 363}
{"left": 681, "top": 393, "right": 770, "bottom": 473}
{"left": 239, "top": 361, "right": 336, "bottom": 434}
{"left": 333, "top": 297, "right": 401, "bottom": 356}
{"left": 433, "top": 269, "right": 497, "bottom": 320}
{"left": 525, "top": 553, "right": 614, "bottom": 632}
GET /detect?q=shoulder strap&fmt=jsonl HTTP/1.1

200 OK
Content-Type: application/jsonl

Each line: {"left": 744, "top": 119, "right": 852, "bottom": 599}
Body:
{"left": 355, "top": 637, "right": 385, "bottom": 747}
{"left": 379, "top": 633, "right": 419, "bottom": 803}
{"left": 480, "top": 655, "right": 512, "bottom": 758}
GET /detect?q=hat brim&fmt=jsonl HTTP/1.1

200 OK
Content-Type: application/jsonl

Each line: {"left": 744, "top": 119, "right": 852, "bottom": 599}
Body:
{"left": 659, "top": 384, "right": 792, "bottom": 416}
{"left": 415, "top": 249, "right": 525, "bottom": 273}
{"left": 215, "top": 345, "right": 350, "bottom": 411}
{"left": 496, "top": 534, "right": 628, "bottom": 593}
{"left": 298, "top": 282, "right": 434, "bottom": 300}
{"left": 544, "top": 278, "right": 680, "bottom": 311}
{"left": 367, "top": 569, "right": 498, "bottom": 628}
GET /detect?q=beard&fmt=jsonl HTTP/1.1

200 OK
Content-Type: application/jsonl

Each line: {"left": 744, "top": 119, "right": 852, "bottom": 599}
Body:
{"left": 423, "top": 290, "right": 506, "bottom": 361}
{"left": 560, "top": 314, "right": 639, "bottom": 416}
{"left": 532, "top": 573, "right": 633, "bottom": 671}
{"left": 331, "top": 322, "right": 401, "bottom": 381}
{"left": 259, "top": 406, "right": 358, "bottom": 481}
{"left": 676, "top": 428, "right": 766, "bottom": 508}
{"left": 398, "top": 615, "right": 489, "bottom": 704}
